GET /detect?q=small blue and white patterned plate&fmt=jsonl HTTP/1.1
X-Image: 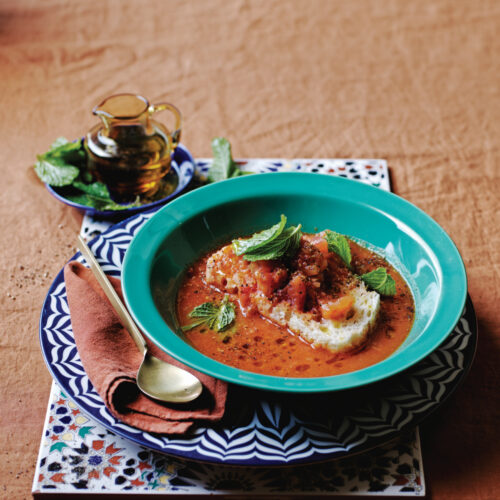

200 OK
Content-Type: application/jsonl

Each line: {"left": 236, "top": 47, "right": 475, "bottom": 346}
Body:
{"left": 45, "top": 143, "right": 195, "bottom": 217}
{"left": 39, "top": 208, "right": 477, "bottom": 466}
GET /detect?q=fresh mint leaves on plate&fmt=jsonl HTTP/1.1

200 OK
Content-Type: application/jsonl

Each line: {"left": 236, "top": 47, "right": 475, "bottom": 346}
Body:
{"left": 181, "top": 295, "right": 236, "bottom": 332}
{"left": 34, "top": 137, "right": 140, "bottom": 211}
{"left": 36, "top": 135, "right": 244, "bottom": 210}
{"left": 207, "top": 137, "right": 251, "bottom": 182}
{"left": 34, "top": 138, "right": 84, "bottom": 187}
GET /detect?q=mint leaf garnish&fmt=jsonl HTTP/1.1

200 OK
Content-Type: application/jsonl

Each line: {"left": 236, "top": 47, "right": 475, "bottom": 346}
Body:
{"left": 233, "top": 215, "right": 287, "bottom": 256}
{"left": 242, "top": 224, "right": 302, "bottom": 261}
{"left": 207, "top": 137, "right": 250, "bottom": 182}
{"left": 232, "top": 215, "right": 302, "bottom": 261}
{"left": 324, "top": 230, "right": 396, "bottom": 296}
{"left": 325, "top": 230, "right": 352, "bottom": 268}
{"left": 181, "top": 295, "right": 236, "bottom": 332}
{"left": 216, "top": 296, "right": 236, "bottom": 331}
{"left": 360, "top": 267, "right": 396, "bottom": 296}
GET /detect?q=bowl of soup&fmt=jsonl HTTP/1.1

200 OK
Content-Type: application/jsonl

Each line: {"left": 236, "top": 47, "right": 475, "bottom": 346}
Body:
{"left": 122, "top": 172, "right": 467, "bottom": 392}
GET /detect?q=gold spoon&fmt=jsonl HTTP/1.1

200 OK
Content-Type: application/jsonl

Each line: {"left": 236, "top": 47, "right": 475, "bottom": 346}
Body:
{"left": 77, "top": 235, "right": 203, "bottom": 403}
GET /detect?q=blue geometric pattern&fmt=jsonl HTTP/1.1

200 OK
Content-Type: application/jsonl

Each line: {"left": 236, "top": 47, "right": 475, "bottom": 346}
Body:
{"left": 39, "top": 211, "right": 476, "bottom": 466}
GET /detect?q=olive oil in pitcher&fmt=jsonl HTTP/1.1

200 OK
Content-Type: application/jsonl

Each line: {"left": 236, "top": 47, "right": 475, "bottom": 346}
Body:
{"left": 84, "top": 94, "right": 182, "bottom": 203}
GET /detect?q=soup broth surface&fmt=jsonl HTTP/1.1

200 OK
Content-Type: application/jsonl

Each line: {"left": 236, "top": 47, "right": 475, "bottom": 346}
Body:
{"left": 176, "top": 236, "right": 414, "bottom": 378}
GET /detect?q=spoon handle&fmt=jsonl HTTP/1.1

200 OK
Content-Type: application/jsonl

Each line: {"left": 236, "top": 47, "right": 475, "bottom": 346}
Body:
{"left": 76, "top": 236, "right": 147, "bottom": 354}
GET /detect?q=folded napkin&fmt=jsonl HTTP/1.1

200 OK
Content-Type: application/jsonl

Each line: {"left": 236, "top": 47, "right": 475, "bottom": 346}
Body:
{"left": 64, "top": 261, "right": 228, "bottom": 434}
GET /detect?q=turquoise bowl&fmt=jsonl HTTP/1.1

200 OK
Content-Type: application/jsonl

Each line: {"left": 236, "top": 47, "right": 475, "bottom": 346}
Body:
{"left": 122, "top": 173, "right": 467, "bottom": 392}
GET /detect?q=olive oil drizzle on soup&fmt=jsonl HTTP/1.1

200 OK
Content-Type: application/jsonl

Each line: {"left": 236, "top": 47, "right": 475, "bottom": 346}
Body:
{"left": 176, "top": 237, "right": 415, "bottom": 378}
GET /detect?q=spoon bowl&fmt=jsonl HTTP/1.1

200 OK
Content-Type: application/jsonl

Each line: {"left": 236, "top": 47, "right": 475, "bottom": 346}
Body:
{"left": 76, "top": 236, "right": 203, "bottom": 404}
{"left": 137, "top": 353, "right": 203, "bottom": 403}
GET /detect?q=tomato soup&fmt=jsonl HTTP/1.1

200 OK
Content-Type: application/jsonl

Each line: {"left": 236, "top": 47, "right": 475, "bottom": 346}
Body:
{"left": 176, "top": 236, "right": 414, "bottom": 378}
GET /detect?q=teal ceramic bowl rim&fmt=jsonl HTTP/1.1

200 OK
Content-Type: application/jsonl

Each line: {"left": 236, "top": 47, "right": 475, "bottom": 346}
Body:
{"left": 122, "top": 172, "right": 467, "bottom": 392}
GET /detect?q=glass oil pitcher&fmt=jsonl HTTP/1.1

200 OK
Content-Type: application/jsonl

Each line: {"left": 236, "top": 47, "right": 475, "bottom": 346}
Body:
{"left": 84, "top": 94, "right": 182, "bottom": 202}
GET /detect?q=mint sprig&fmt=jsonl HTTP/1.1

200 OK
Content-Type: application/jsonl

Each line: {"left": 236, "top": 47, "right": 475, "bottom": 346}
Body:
{"left": 181, "top": 295, "right": 236, "bottom": 332}
{"left": 324, "top": 230, "right": 396, "bottom": 296}
{"left": 241, "top": 225, "right": 302, "bottom": 261}
{"left": 233, "top": 215, "right": 287, "bottom": 256}
{"left": 325, "top": 230, "right": 352, "bottom": 268}
{"left": 207, "top": 137, "right": 251, "bottom": 182}
{"left": 232, "top": 215, "right": 302, "bottom": 261}
{"left": 360, "top": 268, "right": 397, "bottom": 296}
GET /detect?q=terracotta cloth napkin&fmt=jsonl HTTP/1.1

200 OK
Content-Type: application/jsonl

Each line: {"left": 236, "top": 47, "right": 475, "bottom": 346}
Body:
{"left": 64, "top": 261, "right": 228, "bottom": 434}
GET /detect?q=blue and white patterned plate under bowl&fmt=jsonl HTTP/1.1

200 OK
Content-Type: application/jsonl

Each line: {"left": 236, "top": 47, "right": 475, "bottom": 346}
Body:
{"left": 39, "top": 208, "right": 477, "bottom": 466}
{"left": 45, "top": 143, "right": 195, "bottom": 218}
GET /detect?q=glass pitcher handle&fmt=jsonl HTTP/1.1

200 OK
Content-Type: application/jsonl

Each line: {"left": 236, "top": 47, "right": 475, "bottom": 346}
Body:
{"left": 148, "top": 102, "right": 182, "bottom": 149}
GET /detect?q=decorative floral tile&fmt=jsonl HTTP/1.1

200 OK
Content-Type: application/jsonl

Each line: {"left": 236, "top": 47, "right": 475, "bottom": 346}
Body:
{"left": 33, "top": 382, "right": 424, "bottom": 496}
{"left": 195, "top": 157, "right": 391, "bottom": 190}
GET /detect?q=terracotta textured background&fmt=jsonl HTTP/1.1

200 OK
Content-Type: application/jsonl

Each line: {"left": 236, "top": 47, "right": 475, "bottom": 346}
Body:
{"left": 1, "top": 1, "right": 499, "bottom": 498}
